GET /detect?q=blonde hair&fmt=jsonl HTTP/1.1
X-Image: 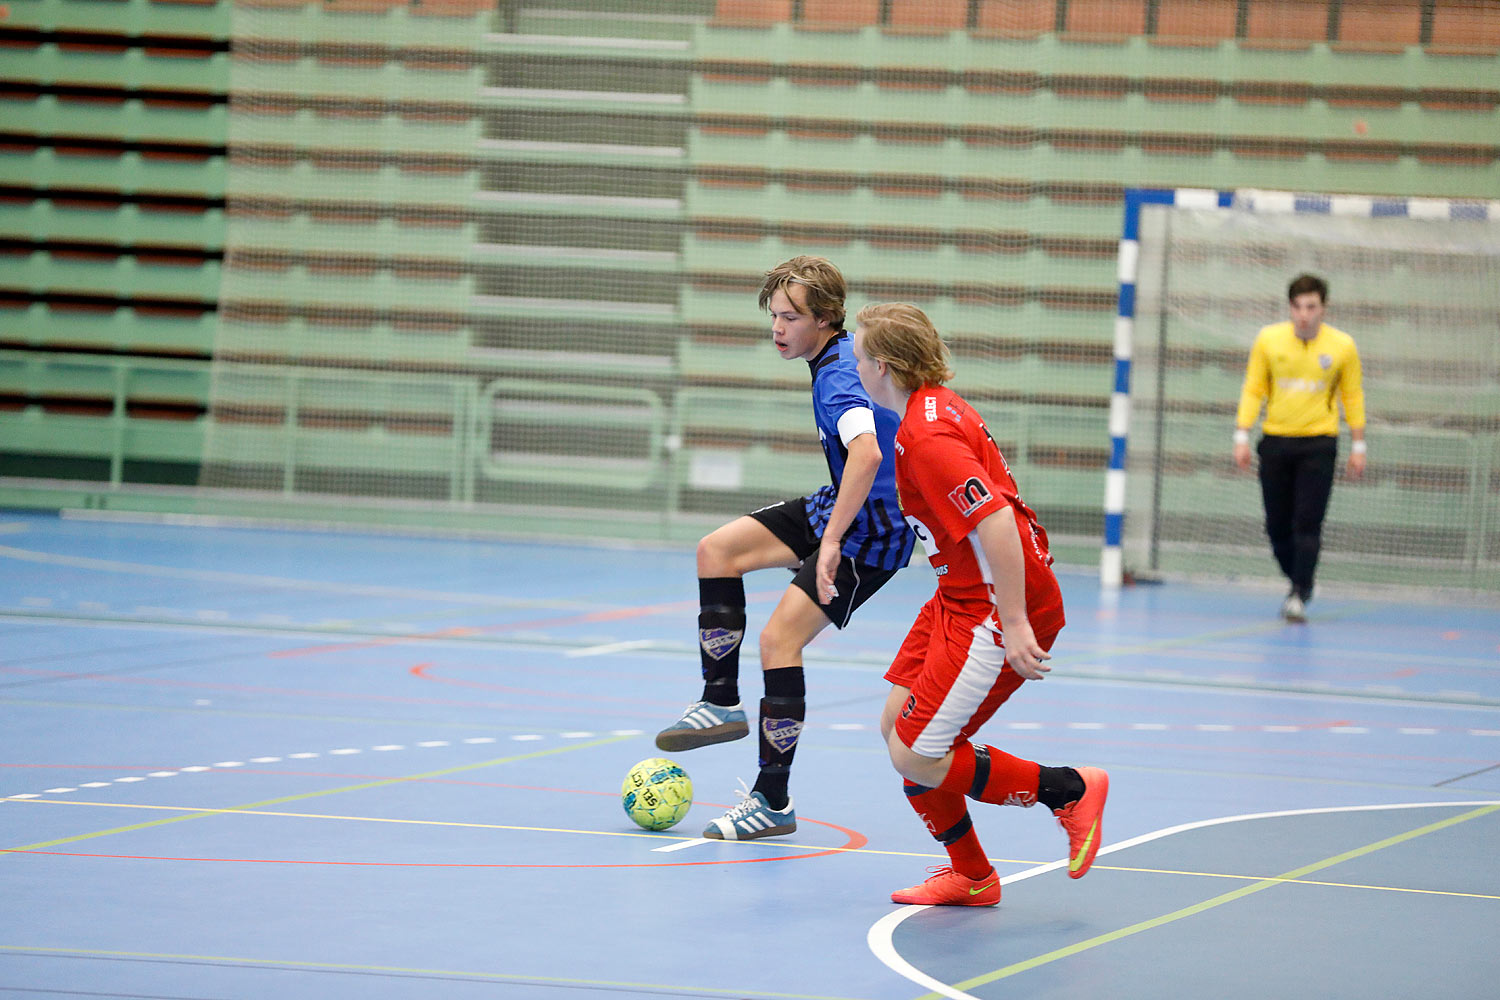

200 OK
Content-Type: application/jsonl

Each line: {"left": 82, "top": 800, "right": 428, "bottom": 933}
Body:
{"left": 855, "top": 302, "right": 954, "bottom": 392}
{"left": 758, "top": 256, "right": 847, "bottom": 330}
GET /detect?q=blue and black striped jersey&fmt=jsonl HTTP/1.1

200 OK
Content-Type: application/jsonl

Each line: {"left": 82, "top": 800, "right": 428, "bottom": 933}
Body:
{"left": 803, "top": 333, "right": 915, "bottom": 572}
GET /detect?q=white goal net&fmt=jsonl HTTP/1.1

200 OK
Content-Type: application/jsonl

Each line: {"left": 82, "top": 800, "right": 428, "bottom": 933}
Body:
{"left": 1120, "top": 191, "right": 1500, "bottom": 593}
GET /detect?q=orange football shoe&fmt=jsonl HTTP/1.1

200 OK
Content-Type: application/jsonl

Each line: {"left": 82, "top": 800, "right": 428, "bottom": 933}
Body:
{"left": 890, "top": 866, "right": 1001, "bottom": 906}
{"left": 1054, "top": 765, "right": 1109, "bottom": 878}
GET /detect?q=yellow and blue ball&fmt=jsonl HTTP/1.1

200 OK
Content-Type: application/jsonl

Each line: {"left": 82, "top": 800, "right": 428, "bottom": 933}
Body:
{"left": 621, "top": 757, "right": 693, "bottom": 831}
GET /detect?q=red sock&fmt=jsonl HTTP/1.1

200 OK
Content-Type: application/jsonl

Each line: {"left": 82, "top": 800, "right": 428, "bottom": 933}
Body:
{"left": 903, "top": 780, "right": 992, "bottom": 880}
{"left": 939, "top": 742, "right": 1041, "bottom": 808}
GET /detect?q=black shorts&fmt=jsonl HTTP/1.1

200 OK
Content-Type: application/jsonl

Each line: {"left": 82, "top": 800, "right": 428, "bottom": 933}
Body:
{"left": 748, "top": 496, "right": 900, "bottom": 630}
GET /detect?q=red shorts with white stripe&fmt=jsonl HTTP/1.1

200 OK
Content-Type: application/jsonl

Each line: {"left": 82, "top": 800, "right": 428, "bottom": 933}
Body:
{"left": 884, "top": 595, "right": 1060, "bottom": 759}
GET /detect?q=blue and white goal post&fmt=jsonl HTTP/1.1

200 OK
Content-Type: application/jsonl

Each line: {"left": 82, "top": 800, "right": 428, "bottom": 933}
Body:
{"left": 1100, "top": 186, "right": 1498, "bottom": 589}
{"left": 1103, "top": 188, "right": 1230, "bottom": 588}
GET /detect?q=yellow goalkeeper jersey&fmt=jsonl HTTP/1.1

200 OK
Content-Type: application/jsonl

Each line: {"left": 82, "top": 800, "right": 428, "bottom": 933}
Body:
{"left": 1236, "top": 321, "right": 1366, "bottom": 437}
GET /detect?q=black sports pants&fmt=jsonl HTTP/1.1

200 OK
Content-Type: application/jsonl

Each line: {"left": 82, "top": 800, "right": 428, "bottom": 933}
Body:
{"left": 1256, "top": 434, "right": 1337, "bottom": 600}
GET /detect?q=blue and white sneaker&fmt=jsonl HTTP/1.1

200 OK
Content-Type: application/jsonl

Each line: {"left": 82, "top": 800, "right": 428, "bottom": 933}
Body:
{"left": 654, "top": 700, "right": 749, "bottom": 752}
{"left": 703, "top": 785, "right": 796, "bottom": 841}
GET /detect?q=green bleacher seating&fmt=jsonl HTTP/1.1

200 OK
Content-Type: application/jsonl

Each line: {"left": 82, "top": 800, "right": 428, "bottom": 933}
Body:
{"left": 14, "top": 252, "right": 220, "bottom": 300}
{"left": 4, "top": 0, "right": 1496, "bottom": 569}
{"left": 233, "top": 0, "right": 493, "bottom": 46}
{"left": 249, "top": 58, "right": 483, "bottom": 102}
{"left": 211, "top": 318, "right": 466, "bottom": 367}
{"left": 0, "top": 349, "right": 208, "bottom": 482}
{"left": 705, "top": 0, "right": 1499, "bottom": 59}
{"left": 681, "top": 284, "right": 1116, "bottom": 341}
{"left": 224, "top": 109, "right": 478, "bottom": 155}
{"left": 683, "top": 234, "right": 1111, "bottom": 288}
{"left": 227, "top": 163, "right": 477, "bottom": 203}
{"left": 687, "top": 181, "right": 1122, "bottom": 235}
{"left": 691, "top": 19, "right": 1499, "bottom": 89}
{"left": 8, "top": 0, "right": 231, "bottom": 37}
{"left": 231, "top": 215, "right": 472, "bottom": 258}
{"left": 7, "top": 95, "right": 226, "bottom": 145}
{"left": 1, "top": 149, "right": 224, "bottom": 197}
{"left": 3, "top": 2, "right": 229, "bottom": 375}
{"left": 14, "top": 44, "right": 231, "bottom": 90}
{"left": 1, "top": 348, "right": 207, "bottom": 402}
{"left": 223, "top": 266, "right": 471, "bottom": 311}
{"left": 476, "top": 378, "right": 669, "bottom": 492}
{"left": 4, "top": 302, "right": 218, "bottom": 355}
{"left": 0, "top": 200, "right": 223, "bottom": 247}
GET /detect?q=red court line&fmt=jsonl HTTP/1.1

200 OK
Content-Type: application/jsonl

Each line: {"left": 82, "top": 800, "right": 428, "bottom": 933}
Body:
{"left": 269, "top": 599, "right": 700, "bottom": 659}
{"left": 1, "top": 815, "right": 869, "bottom": 870}
{"left": 406, "top": 663, "right": 676, "bottom": 707}
{"left": 0, "top": 663, "right": 682, "bottom": 714}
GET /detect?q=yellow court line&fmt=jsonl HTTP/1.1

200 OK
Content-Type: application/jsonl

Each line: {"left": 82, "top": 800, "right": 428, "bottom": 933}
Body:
{"left": 2, "top": 797, "right": 679, "bottom": 843}
{"left": 14, "top": 794, "right": 1497, "bottom": 901}
{"left": 924, "top": 802, "right": 1500, "bottom": 999}
{"left": 1, "top": 735, "right": 632, "bottom": 854}
{"left": 2, "top": 797, "right": 1026, "bottom": 863}
{"left": 12, "top": 791, "right": 1497, "bottom": 904}
{"left": 0, "top": 945, "right": 868, "bottom": 1000}
{"left": 1090, "top": 863, "right": 1500, "bottom": 901}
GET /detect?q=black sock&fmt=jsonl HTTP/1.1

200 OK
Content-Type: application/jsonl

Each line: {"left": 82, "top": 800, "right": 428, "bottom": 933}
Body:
{"left": 1036, "top": 765, "right": 1085, "bottom": 811}
{"left": 697, "top": 577, "right": 745, "bottom": 707}
{"left": 752, "top": 666, "right": 805, "bottom": 811}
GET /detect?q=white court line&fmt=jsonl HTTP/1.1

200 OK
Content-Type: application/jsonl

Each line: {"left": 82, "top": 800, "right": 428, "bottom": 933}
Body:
{"left": 0, "top": 543, "right": 590, "bottom": 610}
{"left": 565, "top": 639, "right": 658, "bottom": 658}
{"left": 652, "top": 838, "right": 712, "bottom": 853}
{"left": 867, "top": 800, "right": 1500, "bottom": 1000}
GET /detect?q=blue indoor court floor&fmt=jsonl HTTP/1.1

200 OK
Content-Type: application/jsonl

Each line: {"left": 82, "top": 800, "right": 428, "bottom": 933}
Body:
{"left": 1, "top": 509, "right": 1497, "bottom": 999}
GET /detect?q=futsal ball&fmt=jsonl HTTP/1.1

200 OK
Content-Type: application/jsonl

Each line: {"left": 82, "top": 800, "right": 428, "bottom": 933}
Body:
{"left": 621, "top": 757, "right": 693, "bottom": 831}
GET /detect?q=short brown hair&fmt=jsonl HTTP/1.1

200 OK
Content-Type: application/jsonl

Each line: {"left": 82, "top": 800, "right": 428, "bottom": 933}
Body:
{"left": 1288, "top": 273, "right": 1328, "bottom": 303}
{"left": 758, "top": 256, "right": 847, "bottom": 330}
{"left": 855, "top": 302, "right": 954, "bottom": 392}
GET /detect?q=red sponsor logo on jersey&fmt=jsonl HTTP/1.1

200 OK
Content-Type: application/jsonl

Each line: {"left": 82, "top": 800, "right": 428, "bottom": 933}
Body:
{"left": 948, "top": 477, "right": 992, "bottom": 517}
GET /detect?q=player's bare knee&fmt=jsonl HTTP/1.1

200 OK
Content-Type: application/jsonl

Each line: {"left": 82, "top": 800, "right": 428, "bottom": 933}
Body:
{"left": 757, "top": 619, "right": 806, "bottom": 669}
{"left": 885, "top": 730, "right": 947, "bottom": 788}
{"left": 696, "top": 532, "right": 734, "bottom": 577}
{"left": 887, "top": 734, "right": 944, "bottom": 787}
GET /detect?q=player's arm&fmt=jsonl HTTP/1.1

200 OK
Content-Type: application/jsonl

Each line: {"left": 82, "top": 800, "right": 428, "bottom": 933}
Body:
{"left": 814, "top": 424, "right": 881, "bottom": 604}
{"left": 1234, "top": 334, "right": 1270, "bottom": 470}
{"left": 974, "top": 505, "right": 1050, "bottom": 681}
{"left": 1346, "top": 425, "right": 1366, "bottom": 479}
{"left": 1340, "top": 341, "right": 1367, "bottom": 480}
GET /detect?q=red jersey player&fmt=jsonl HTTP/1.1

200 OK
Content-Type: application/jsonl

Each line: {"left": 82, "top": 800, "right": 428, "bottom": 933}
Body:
{"left": 851, "top": 302, "right": 1109, "bottom": 907}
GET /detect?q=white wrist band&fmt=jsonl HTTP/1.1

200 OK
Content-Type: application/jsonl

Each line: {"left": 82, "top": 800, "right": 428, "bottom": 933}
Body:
{"left": 1351, "top": 440, "right": 1367, "bottom": 454}
{"left": 1233, "top": 429, "right": 1249, "bottom": 446}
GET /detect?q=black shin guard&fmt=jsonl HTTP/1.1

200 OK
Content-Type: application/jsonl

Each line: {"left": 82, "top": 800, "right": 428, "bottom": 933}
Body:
{"left": 697, "top": 577, "right": 745, "bottom": 707}
{"left": 753, "top": 667, "right": 805, "bottom": 811}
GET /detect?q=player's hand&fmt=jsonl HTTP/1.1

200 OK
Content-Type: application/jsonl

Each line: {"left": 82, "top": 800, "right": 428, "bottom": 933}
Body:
{"left": 1233, "top": 441, "right": 1252, "bottom": 471}
{"left": 1346, "top": 451, "right": 1366, "bottom": 480}
{"left": 814, "top": 537, "right": 841, "bottom": 605}
{"left": 1003, "top": 619, "right": 1051, "bottom": 681}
